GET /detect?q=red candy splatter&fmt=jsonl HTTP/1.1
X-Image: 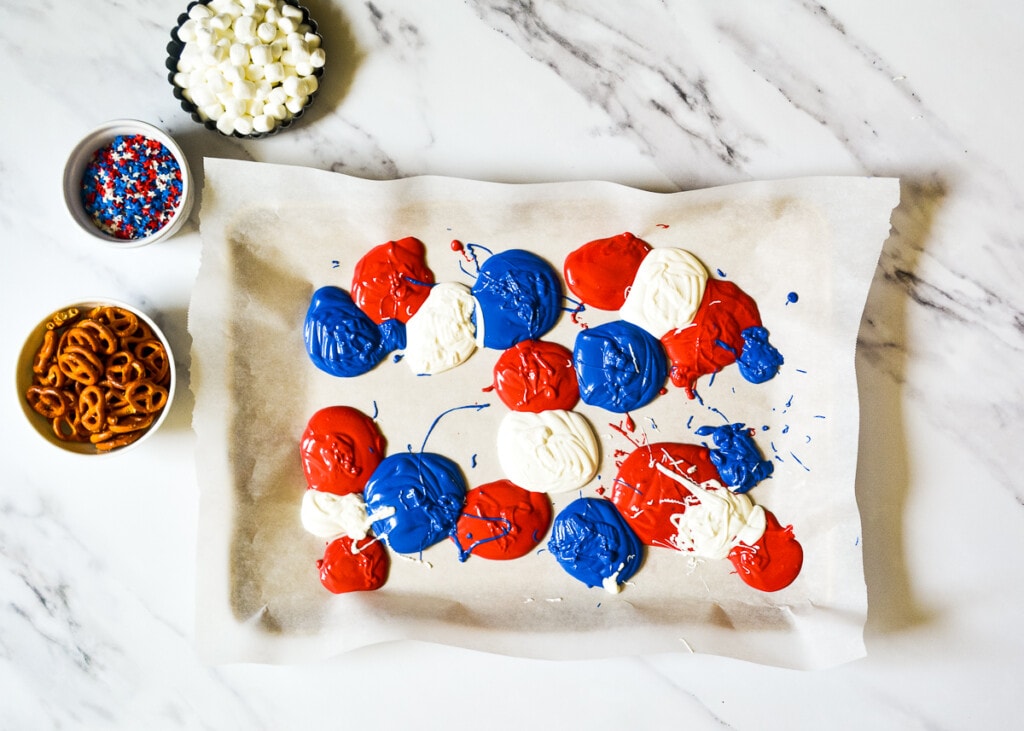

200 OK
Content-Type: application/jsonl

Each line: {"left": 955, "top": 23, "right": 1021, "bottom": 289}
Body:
{"left": 451, "top": 480, "right": 552, "bottom": 560}
{"left": 661, "top": 278, "right": 762, "bottom": 398}
{"left": 608, "top": 441, "right": 720, "bottom": 548}
{"left": 728, "top": 510, "right": 803, "bottom": 592}
{"left": 492, "top": 339, "right": 579, "bottom": 413}
{"left": 317, "top": 536, "right": 390, "bottom": 593}
{"left": 563, "top": 232, "right": 651, "bottom": 310}
{"left": 351, "top": 237, "right": 435, "bottom": 323}
{"left": 300, "top": 406, "right": 386, "bottom": 495}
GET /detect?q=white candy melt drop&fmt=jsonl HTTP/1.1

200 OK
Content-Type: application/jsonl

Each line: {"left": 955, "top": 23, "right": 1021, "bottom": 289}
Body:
{"left": 620, "top": 247, "right": 708, "bottom": 337}
{"left": 403, "top": 282, "right": 478, "bottom": 374}
{"left": 496, "top": 410, "right": 599, "bottom": 493}
{"left": 300, "top": 490, "right": 393, "bottom": 540}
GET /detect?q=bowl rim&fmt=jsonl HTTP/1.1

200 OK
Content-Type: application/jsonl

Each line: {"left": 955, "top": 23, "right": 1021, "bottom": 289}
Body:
{"left": 165, "top": 0, "right": 324, "bottom": 139}
{"left": 16, "top": 298, "right": 177, "bottom": 456}
{"left": 63, "top": 119, "right": 194, "bottom": 248}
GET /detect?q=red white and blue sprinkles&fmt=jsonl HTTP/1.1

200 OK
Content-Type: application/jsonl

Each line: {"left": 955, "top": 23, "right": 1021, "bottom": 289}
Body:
{"left": 79, "top": 134, "right": 183, "bottom": 240}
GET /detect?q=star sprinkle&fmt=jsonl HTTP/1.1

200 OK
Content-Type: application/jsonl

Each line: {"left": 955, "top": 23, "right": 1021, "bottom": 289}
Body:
{"left": 80, "top": 134, "right": 183, "bottom": 240}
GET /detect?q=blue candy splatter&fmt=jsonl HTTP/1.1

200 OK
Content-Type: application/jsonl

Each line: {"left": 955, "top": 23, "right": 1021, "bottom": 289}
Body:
{"left": 737, "top": 326, "right": 783, "bottom": 384}
{"left": 694, "top": 422, "right": 773, "bottom": 493}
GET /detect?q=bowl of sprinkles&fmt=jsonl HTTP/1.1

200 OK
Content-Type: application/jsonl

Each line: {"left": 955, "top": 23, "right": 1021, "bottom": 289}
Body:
{"left": 17, "top": 300, "right": 176, "bottom": 455}
{"left": 63, "top": 120, "right": 193, "bottom": 247}
{"left": 166, "top": 0, "right": 325, "bottom": 138}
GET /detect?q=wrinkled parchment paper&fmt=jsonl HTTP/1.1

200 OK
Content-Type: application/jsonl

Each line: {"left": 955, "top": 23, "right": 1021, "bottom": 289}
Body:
{"left": 190, "top": 159, "right": 898, "bottom": 668}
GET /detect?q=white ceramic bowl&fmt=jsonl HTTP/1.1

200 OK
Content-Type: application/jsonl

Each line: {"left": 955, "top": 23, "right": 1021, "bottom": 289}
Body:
{"left": 16, "top": 299, "right": 177, "bottom": 455}
{"left": 62, "top": 120, "right": 194, "bottom": 247}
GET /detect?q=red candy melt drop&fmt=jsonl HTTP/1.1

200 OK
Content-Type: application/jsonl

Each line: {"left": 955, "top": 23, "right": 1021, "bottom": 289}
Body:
{"left": 661, "top": 278, "right": 762, "bottom": 398}
{"left": 728, "top": 510, "right": 803, "bottom": 592}
{"left": 452, "top": 480, "right": 553, "bottom": 560}
{"left": 318, "top": 536, "right": 390, "bottom": 593}
{"left": 300, "top": 406, "right": 386, "bottom": 495}
{"left": 351, "top": 237, "right": 435, "bottom": 323}
{"left": 492, "top": 339, "right": 579, "bottom": 413}
{"left": 563, "top": 232, "right": 651, "bottom": 310}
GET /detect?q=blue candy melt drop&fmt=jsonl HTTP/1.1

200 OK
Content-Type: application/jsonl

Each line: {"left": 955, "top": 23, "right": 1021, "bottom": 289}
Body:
{"left": 471, "top": 249, "right": 562, "bottom": 349}
{"left": 303, "top": 286, "right": 404, "bottom": 377}
{"left": 547, "top": 498, "right": 643, "bottom": 590}
{"left": 364, "top": 452, "right": 467, "bottom": 554}
{"left": 573, "top": 319, "right": 667, "bottom": 413}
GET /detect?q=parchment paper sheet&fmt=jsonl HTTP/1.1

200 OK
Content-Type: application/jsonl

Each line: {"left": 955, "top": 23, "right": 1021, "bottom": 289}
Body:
{"left": 190, "top": 159, "right": 898, "bottom": 668}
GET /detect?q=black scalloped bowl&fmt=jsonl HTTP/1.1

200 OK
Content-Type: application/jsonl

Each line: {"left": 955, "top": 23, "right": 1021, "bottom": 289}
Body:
{"left": 166, "top": 0, "right": 324, "bottom": 139}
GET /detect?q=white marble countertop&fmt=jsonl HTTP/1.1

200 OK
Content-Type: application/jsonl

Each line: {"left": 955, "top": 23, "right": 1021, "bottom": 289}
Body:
{"left": 2, "top": 0, "right": 1022, "bottom": 728}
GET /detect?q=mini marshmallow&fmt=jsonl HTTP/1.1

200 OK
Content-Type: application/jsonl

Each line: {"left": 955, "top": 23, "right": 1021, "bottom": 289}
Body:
{"left": 305, "top": 32, "right": 321, "bottom": 49}
{"left": 188, "top": 5, "right": 213, "bottom": 20}
{"left": 263, "top": 62, "right": 285, "bottom": 83}
{"left": 267, "top": 86, "right": 287, "bottom": 105}
{"left": 284, "top": 94, "right": 307, "bottom": 114}
{"left": 281, "top": 3, "right": 303, "bottom": 20}
{"left": 310, "top": 48, "right": 326, "bottom": 68}
{"left": 216, "top": 113, "right": 237, "bottom": 135}
{"left": 281, "top": 74, "right": 300, "bottom": 97}
{"left": 264, "top": 102, "right": 287, "bottom": 120}
{"left": 190, "top": 84, "right": 218, "bottom": 108}
{"left": 277, "top": 16, "right": 298, "bottom": 34}
{"left": 223, "top": 64, "right": 245, "bottom": 84}
{"left": 200, "top": 103, "right": 225, "bottom": 121}
{"left": 194, "top": 26, "right": 215, "bottom": 48}
{"left": 250, "top": 44, "right": 273, "bottom": 66}
{"left": 233, "top": 79, "right": 257, "bottom": 99}
{"left": 245, "top": 64, "right": 264, "bottom": 82}
{"left": 233, "top": 115, "right": 255, "bottom": 135}
{"left": 294, "top": 62, "right": 314, "bottom": 77}
{"left": 178, "top": 18, "right": 198, "bottom": 41}
{"left": 256, "top": 21, "right": 277, "bottom": 43}
{"left": 229, "top": 42, "right": 249, "bottom": 66}
{"left": 233, "top": 15, "right": 256, "bottom": 38}
{"left": 253, "top": 114, "right": 275, "bottom": 133}
{"left": 300, "top": 75, "right": 318, "bottom": 95}
{"left": 210, "top": 13, "right": 232, "bottom": 31}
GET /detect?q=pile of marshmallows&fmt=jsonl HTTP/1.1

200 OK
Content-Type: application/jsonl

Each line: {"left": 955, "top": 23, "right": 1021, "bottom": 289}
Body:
{"left": 171, "top": 0, "right": 325, "bottom": 136}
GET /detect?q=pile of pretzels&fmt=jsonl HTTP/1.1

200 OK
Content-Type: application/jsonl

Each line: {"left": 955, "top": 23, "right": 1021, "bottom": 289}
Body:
{"left": 25, "top": 305, "right": 171, "bottom": 452}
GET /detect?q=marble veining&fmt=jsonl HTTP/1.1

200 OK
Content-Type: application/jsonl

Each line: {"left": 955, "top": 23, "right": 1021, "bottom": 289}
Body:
{"left": 1, "top": 0, "right": 1023, "bottom": 728}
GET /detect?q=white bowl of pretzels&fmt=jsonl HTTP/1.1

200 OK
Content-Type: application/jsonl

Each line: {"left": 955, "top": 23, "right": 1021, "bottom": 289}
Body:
{"left": 17, "top": 299, "right": 175, "bottom": 455}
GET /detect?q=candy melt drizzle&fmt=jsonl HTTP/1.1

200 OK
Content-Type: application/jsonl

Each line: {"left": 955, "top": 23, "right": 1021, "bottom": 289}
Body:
{"left": 694, "top": 422, "right": 774, "bottom": 494}
{"left": 574, "top": 320, "right": 667, "bottom": 413}
{"left": 492, "top": 339, "right": 578, "bottom": 413}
